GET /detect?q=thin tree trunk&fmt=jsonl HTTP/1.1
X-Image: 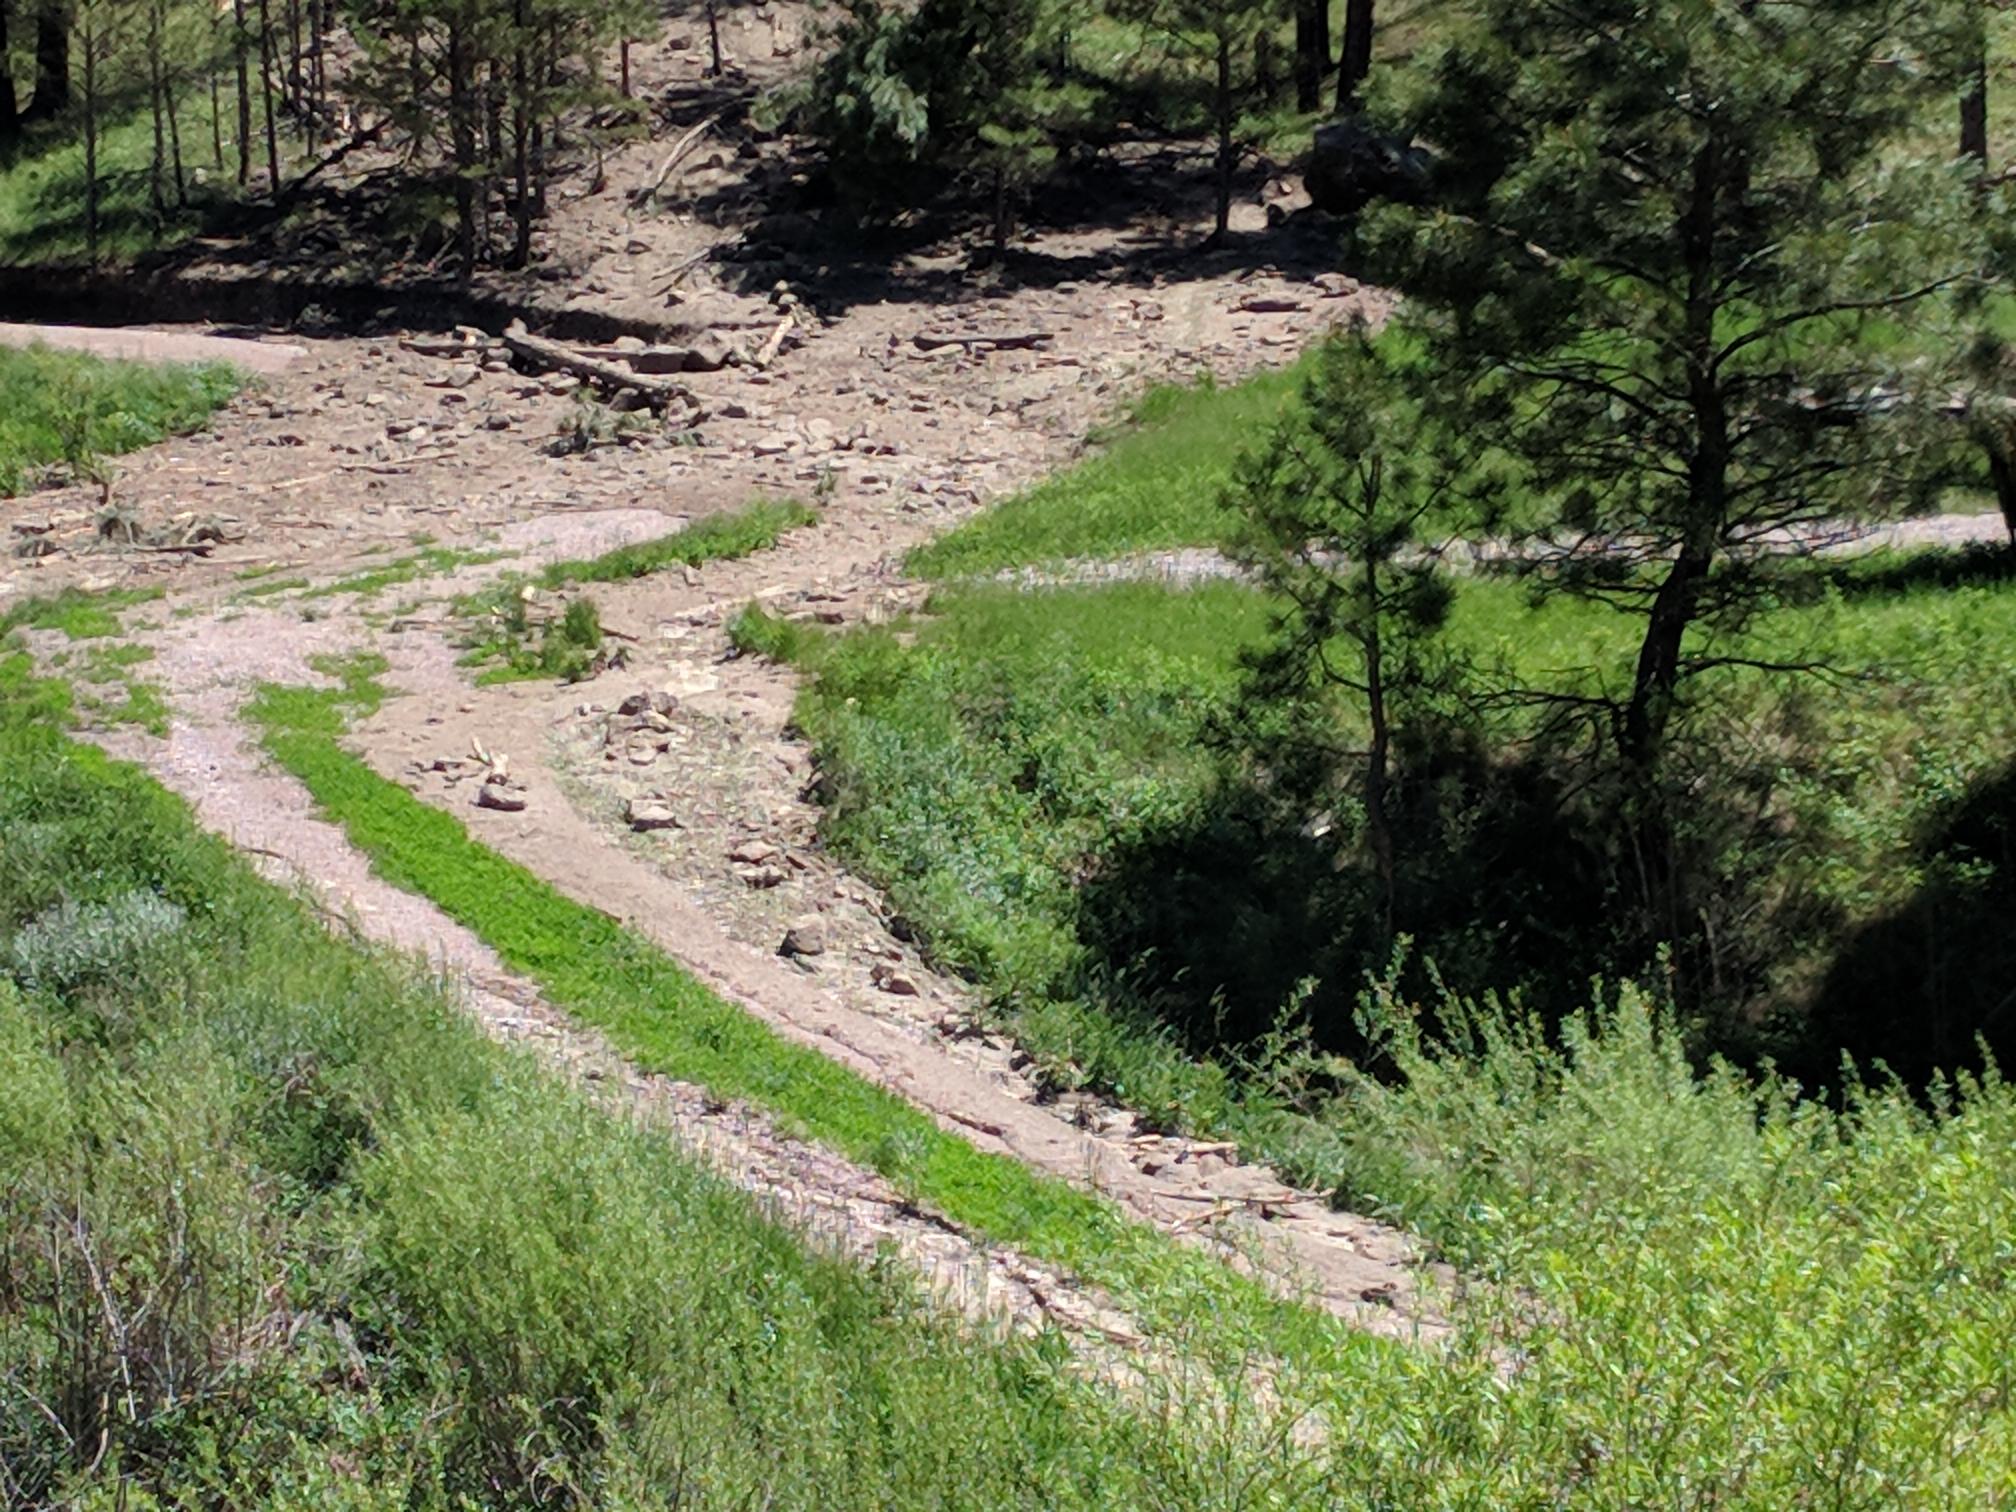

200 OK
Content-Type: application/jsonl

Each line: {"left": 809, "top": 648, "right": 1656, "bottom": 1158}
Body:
{"left": 164, "top": 41, "right": 186, "bottom": 205}
{"left": 209, "top": 22, "right": 225, "bottom": 172}
{"left": 1961, "top": 52, "right": 1988, "bottom": 165}
{"left": 1213, "top": 30, "right": 1233, "bottom": 242}
{"left": 1359, "top": 527, "right": 1396, "bottom": 948}
{"left": 1294, "top": 1, "right": 1321, "bottom": 111}
{"left": 447, "top": 20, "right": 477, "bottom": 286}
{"left": 82, "top": 20, "right": 97, "bottom": 258}
{"left": 30, "top": 0, "right": 68, "bottom": 119}
{"left": 512, "top": 0, "right": 532, "bottom": 267}
{"left": 705, "top": 0, "right": 722, "bottom": 76}
{"left": 147, "top": 0, "right": 167, "bottom": 221}
{"left": 0, "top": 0, "right": 20, "bottom": 142}
{"left": 234, "top": 0, "right": 251, "bottom": 185}
{"left": 257, "top": 0, "right": 279, "bottom": 191}
{"left": 620, "top": 38, "right": 631, "bottom": 98}
{"left": 1337, "top": 0, "right": 1373, "bottom": 111}
{"left": 283, "top": 0, "right": 300, "bottom": 114}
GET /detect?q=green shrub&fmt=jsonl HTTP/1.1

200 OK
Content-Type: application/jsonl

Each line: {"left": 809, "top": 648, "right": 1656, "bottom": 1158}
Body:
{"left": 6, "top": 888, "right": 190, "bottom": 995}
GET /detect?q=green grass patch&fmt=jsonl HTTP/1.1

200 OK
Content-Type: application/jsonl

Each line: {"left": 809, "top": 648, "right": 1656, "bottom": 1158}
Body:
{"left": 245, "top": 655, "right": 1388, "bottom": 1378}
{"left": 538, "top": 495, "right": 815, "bottom": 588}
{"left": 908, "top": 369, "right": 1306, "bottom": 577}
{"left": 0, "top": 344, "right": 238, "bottom": 496}
{"left": 741, "top": 554, "right": 2016, "bottom": 1142}
{"left": 0, "top": 652, "right": 1371, "bottom": 1508}
{"left": 0, "top": 79, "right": 249, "bottom": 265}
{"left": 300, "top": 545, "right": 513, "bottom": 600}
{"left": 457, "top": 497, "right": 815, "bottom": 683}
{"left": 0, "top": 586, "right": 165, "bottom": 640}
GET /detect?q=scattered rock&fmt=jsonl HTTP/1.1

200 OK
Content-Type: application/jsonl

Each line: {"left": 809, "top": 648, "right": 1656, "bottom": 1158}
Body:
{"left": 475, "top": 783, "right": 528, "bottom": 812}
{"left": 729, "top": 840, "right": 779, "bottom": 865}
{"left": 628, "top": 797, "right": 682, "bottom": 831}
{"left": 872, "top": 964, "right": 920, "bottom": 997}
{"left": 780, "top": 914, "right": 828, "bottom": 957}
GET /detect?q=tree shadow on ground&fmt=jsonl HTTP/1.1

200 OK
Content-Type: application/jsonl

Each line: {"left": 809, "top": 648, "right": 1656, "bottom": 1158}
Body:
{"left": 1817, "top": 540, "right": 2016, "bottom": 600}
{"left": 1074, "top": 736, "right": 1641, "bottom": 1063}
{"left": 1794, "top": 762, "right": 2016, "bottom": 1092}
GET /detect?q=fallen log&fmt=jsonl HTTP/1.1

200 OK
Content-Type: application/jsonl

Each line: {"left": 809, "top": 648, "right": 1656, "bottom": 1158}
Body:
{"left": 401, "top": 336, "right": 501, "bottom": 359}
{"left": 500, "top": 321, "right": 702, "bottom": 412}
{"left": 912, "top": 330, "right": 1054, "bottom": 353}
{"left": 631, "top": 112, "right": 721, "bottom": 207}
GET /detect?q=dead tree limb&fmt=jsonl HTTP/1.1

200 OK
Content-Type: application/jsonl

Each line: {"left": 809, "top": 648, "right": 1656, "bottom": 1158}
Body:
{"left": 912, "top": 330, "right": 1055, "bottom": 353}
{"left": 630, "top": 112, "right": 720, "bottom": 207}
{"left": 500, "top": 321, "right": 702, "bottom": 411}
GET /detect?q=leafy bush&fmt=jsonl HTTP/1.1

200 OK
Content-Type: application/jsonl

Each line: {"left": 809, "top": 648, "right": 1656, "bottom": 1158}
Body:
{"left": 6, "top": 889, "right": 189, "bottom": 995}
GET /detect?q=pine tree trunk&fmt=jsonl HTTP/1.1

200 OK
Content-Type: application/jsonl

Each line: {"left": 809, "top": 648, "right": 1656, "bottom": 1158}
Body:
{"left": 283, "top": 0, "right": 300, "bottom": 117}
{"left": 512, "top": 0, "right": 532, "bottom": 268}
{"left": 448, "top": 20, "right": 477, "bottom": 287}
{"left": 147, "top": 1, "right": 167, "bottom": 221}
{"left": 705, "top": 0, "right": 722, "bottom": 77}
{"left": 210, "top": 52, "right": 224, "bottom": 171}
{"left": 1359, "top": 546, "right": 1396, "bottom": 949}
{"left": 234, "top": 0, "right": 251, "bottom": 185}
{"left": 257, "top": 0, "right": 280, "bottom": 191}
{"left": 164, "top": 42, "right": 186, "bottom": 205}
{"left": 1294, "top": 2, "right": 1321, "bottom": 111}
{"left": 1961, "top": 52, "right": 1988, "bottom": 165}
{"left": 0, "top": 0, "right": 19, "bottom": 141}
{"left": 620, "top": 38, "right": 630, "bottom": 99}
{"left": 1337, "top": 0, "right": 1373, "bottom": 111}
{"left": 81, "top": 21, "right": 97, "bottom": 258}
{"left": 30, "top": 1, "right": 68, "bottom": 119}
{"left": 1213, "top": 31, "right": 1233, "bottom": 242}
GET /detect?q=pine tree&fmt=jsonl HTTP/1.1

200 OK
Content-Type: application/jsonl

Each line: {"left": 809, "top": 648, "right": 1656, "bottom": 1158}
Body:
{"left": 1357, "top": 0, "right": 1994, "bottom": 776}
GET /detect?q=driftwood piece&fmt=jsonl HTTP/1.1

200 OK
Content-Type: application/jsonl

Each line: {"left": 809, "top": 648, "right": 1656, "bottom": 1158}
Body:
{"left": 912, "top": 330, "right": 1055, "bottom": 353}
{"left": 750, "top": 314, "right": 795, "bottom": 370}
{"left": 401, "top": 336, "right": 501, "bottom": 359}
{"left": 500, "top": 321, "right": 700, "bottom": 410}
{"left": 631, "top": 112, "right": 721, "bottom": 206}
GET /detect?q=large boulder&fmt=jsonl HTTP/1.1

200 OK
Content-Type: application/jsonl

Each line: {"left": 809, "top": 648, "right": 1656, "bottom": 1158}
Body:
{"left": 1305, "top": 119, "right": 1434, "bottom": 217}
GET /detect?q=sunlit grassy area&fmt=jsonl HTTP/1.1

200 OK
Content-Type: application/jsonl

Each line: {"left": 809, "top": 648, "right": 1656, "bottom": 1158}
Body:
{"left": 0, "top": 342, "right": 239, "bottom": 494}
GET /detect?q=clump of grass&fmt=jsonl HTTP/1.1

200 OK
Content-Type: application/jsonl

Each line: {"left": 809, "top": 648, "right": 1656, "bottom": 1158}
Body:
{"left": 1, "top": 587, "right": 165, "bottom": 640}
{"left": 459, "top": 497, "right": 814, "bottom": 683}
{"left": 459, "top": 586, "right": 608, "bottom": 684}
{"left": 907, "top": 366, "right": 1306, "bottom": 577}
{"left": 300, "top": 545, "right": 512, "bottom": 600}
{"left": 539, "top": 496, "right": 815, "bottom": 588}
{"left": 0, "top": 346, "right": 239, "bottom": 497}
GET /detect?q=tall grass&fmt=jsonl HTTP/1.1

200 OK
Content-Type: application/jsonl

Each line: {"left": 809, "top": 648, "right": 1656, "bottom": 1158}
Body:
{"left": 0, "top": 343, "right": 239, "bottom": 495}
{"left": 0, "top": 642, "right": 1356, "bottom": 1508}
{"left": 908, "top": 369, "right": 1308, "bottom": 576}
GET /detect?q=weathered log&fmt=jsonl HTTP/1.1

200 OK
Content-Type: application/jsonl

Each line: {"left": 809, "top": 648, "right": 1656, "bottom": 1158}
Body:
{"left": 500, "top": 321, "right": 701, "bottom": 410}
{"left": 912, "top": 330, "right": 1054, "bottom": 352}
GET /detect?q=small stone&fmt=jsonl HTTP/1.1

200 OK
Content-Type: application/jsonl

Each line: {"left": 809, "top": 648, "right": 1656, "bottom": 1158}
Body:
{"left": 475, "top": 784, "right": 527, "bottom": 812}
{"left": 741, "top": 865, "right": 787, "bottom": 889}
{"left": 728, "top": 840, "right": 778, "bottom": 866}
{"left": 873, "top": 964, "right": 920, "bottom": 997}
{"left": 780, "top": 914, "right": 827, "bottom": 957}
{"left": 628, "top": 797, "right": 682, "bottom": 831}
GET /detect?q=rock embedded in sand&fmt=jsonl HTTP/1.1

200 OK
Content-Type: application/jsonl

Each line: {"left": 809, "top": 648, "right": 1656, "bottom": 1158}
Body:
{"left": 627, "top": 797, "right": 682, "bottom": 831}
{"left": 780, "top": 914, "right": 828, "bottom": 958}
